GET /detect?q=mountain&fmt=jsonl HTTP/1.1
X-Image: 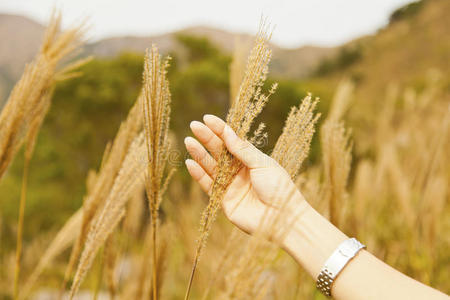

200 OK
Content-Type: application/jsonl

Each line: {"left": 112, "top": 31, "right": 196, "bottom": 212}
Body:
{"left": 0, "top": 14, "right": 336, "bottom": 105}
{"left": 86, "top": 26, "right": 336, "bottom": 78}
{"left": 311, "top": 0, "right": 450, "bottom": 101}
{"left": 0, "top": 14, "right": 44, "bottom": 103}
{"left": 305, "top": 0, "right": 450, "bottom": 157}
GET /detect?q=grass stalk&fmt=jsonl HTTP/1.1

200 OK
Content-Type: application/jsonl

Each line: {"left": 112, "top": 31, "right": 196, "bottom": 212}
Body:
{"left": 184, "top": 20, "right": 274, "bottom": 300}
{"left": 13, "top": 153, "right": 30, "bottom": 300}
{"left": 142, "top": 45, "right": 173, "bottom": 300}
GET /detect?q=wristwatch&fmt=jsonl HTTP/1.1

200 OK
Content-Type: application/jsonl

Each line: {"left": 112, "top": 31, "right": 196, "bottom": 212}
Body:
{"left": 316, "top": 238, "right": 366, "bottom": 297}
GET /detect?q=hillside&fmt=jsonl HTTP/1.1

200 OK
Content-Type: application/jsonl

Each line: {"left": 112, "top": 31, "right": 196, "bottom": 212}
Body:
{"left": 311, "top": 0, "right": 449, "bottom": 102}
{"left": 306, "top": 0, "right": 450, "bottom": 155}
{"left": 86, "top": 26, "right": 337, "bottom": 78}
{"left": 0, "top": 15, "right": 336, "bottom": 105}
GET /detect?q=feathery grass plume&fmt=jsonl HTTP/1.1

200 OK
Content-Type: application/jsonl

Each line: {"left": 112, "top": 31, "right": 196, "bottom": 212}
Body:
{"left": 63, "top": 95, "right": 143, "bottom": 288}
{"left": 18, "top": 210, "right": 82, "bottom": 299}
{"left": 104, "top": 234, "right": 118, "bottom": 299}
{"left": 142, "top": 45, "right": 174, "bottom": 300}
{"left": 272, "top": 94, "right": 320, "bottom": 179}
{"left": 327, "top": 79, "right": 354, "bottom": 122}
{"left": 321, "top": 121, "right": 352, "bottom": 227}
{"left": 319, "top": 80, "right": 354, "bottom": 227}
{"left": 124, "top": 187, "right": 146, "bottom": 237}
{"left": 351, "top": 160, "right": 375, "bottom": 237}
{"left": 229, "top": 37, "right": 247, "bottom": 106}
{"left": 0, "top": 11, "right": 86, "bottom": 180}
{"left": 69, "top": 133, "right": 147, "bottom": 299}
{"left": 184, "top": 21, "right": 276, "bottom": 300}
{"left": 0, "top": 12, "right": 88, "bottom": 299}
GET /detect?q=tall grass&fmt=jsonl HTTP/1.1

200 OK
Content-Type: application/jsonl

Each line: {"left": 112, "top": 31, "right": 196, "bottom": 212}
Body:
{"left": 63, "top": 92, "right": 143, "bottom": 290}
{"left": 214, "top": 95, "right": 320, "bottom": 299}
{"left": 69, "top": 132, "right": 147, "bottom": 298}
{"left": 142, "top": 45, "right": 174, "bottom": 300}
{"left": 0, "top": 11, "right": 449, "bottom": 300}
{"left": 0, "top": 12, "right": 88, "bottom": 299}
{"left": 184, "top": 21, "right": 277, "bottom": 300}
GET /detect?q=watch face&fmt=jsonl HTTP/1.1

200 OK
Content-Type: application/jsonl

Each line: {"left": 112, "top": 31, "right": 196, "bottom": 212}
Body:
{"left": 338, "top": 247, "right": 352, "bottom": 257}
{"left": 338, "top": 239, "right": 359, "bottom": 257}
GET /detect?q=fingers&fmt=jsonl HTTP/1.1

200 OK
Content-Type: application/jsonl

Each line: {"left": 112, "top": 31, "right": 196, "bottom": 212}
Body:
{"left": 189, "top": 121, "right": 223, "bottom": 159}
{"left": 203, "top": 114, "right": 272, "bottom": 169}
{"left": 184, "top": 136, "right": 217, "bottom": 177}
{"left": 185, "top": 159, "right": 213, "bottom": 195}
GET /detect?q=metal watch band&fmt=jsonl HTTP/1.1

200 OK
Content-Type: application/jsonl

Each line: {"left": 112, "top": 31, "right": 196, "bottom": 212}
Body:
{"left": 316, "top": 238, "right": 366, "bottom": 297}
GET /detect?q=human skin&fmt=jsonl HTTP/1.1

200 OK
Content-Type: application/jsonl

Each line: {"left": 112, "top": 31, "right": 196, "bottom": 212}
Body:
{"left": 184, "top": 114, "right": 449, "bottom": 300}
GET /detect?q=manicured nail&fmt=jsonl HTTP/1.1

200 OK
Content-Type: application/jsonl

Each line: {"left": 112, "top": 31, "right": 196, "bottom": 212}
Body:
{"left": 203, "top": 114, "right": 218, "bottom": 123}
{"left": 190, "top": 120, "right": 202, "bottom": 129}
{"left": 224, "top": 125, "right": 239, "bottom": 143}
{"left": 184, "top": 136, "right": 193, "bottom": 145}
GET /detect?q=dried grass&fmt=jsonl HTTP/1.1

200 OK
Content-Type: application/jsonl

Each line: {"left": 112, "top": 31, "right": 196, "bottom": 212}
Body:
{"left": 184, "top": 21, "right": 276, "bottom": 300}
{"left": 63, "top": 94, "right": 143, "bottom": 288}
{"left": 218, "top": 95, "right": 320, "bottom": 300}
{"left": 142, "top": 45, "right": 174, "bottom": 300}
{"left": 0, "top": 12, "right": 88, "bottom": 299}
{"left": 0, "top": 11, "right": 86, "bottom": 180}
{"left": 272, "top": 94, "right": 320, "bottom": 179}
{"left": 69, "top": 133, "right": 147, "bottom": 298}
{"left": 321, "top": 121, "right": 352, "bottom": 227}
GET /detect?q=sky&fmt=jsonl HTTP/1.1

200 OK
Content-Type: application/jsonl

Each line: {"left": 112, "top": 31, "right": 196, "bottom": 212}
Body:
{"left": 0, "top": 0, "right": 415, "bottom": 48}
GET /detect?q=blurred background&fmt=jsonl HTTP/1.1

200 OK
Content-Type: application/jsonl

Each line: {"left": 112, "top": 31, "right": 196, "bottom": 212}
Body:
{"left": 0, "top": 0, "right": 449, "bottom": 299}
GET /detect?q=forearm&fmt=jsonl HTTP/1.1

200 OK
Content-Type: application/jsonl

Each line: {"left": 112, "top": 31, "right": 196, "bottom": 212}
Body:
{"left": 282, "top": 196, "right": 448, "bottom": 300}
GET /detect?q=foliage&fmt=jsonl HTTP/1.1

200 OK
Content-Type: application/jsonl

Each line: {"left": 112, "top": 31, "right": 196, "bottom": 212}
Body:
{"left": 389, "top": 0, "right": 424, "bottom": 24}
{"left": 313, "top": 45, "right": 362, "bottom": 76}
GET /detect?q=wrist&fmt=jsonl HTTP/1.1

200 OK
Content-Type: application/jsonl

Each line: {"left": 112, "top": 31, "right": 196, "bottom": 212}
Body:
{"left": 281, "top": 195, "right": 348, "bottom": 278}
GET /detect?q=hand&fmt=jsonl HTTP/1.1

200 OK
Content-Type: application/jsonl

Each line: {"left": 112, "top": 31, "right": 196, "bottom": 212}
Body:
{"left": 184, "top": 114, "right": 309, "bottom": 237}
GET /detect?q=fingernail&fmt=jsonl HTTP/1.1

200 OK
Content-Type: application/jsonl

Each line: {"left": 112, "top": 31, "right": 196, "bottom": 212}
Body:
{"left": 184, "top": 136, "right": 192, "bottom": 145}
{"left": 224, "top": 125, "right": 239, "bottom": 142}
{"left": 185, "top": 158, "right": 194, "bottom": 166}
{"left": 203, "top": 114, "right": 217, "bottom": 123}
{"left": 190, "top": 120, "right": 202, "bottom": 129}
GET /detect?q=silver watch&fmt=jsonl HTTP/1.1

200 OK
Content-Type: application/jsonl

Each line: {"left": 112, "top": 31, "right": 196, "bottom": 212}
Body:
{"left": 316, "top": 238, "right": 366, "bottom": 297}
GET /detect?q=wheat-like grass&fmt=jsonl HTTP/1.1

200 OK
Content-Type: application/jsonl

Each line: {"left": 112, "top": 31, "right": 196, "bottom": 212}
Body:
{"left": 272, "top": 94, "right": 320, "bottom": 178}
{"left": 63, "top": 94, "right": 143, "bottom": 288}
{"left": 319, "top": 80, "right": 354, "bottom": 227}
{"left": 326, "top": 79, "right": 354, "bottom": 122}
{"left": 0, "top": 12, "right": 88, "bottom": 299}
{"left": 184, "top": 21, "right": 276, "bottom": 300}
{"left": 321, "top": 121, "right": 352, "bottom": 227}
{"left": 142, "top": 45, "right": 174, "bottom": 300}
{"left": 0, "top": 11, "right": 86, "bottom": 180}
{"left": 104, "top": 234, "right": 118, "bottom": 298}
{"left": 218, "top": 96, "right": 320, "bottom": 299}
{"left": 229, "top": 38, "right": 247, "bottom": 106}
{"left": 69, "top": 132, "right": 147, "bottom": 298}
